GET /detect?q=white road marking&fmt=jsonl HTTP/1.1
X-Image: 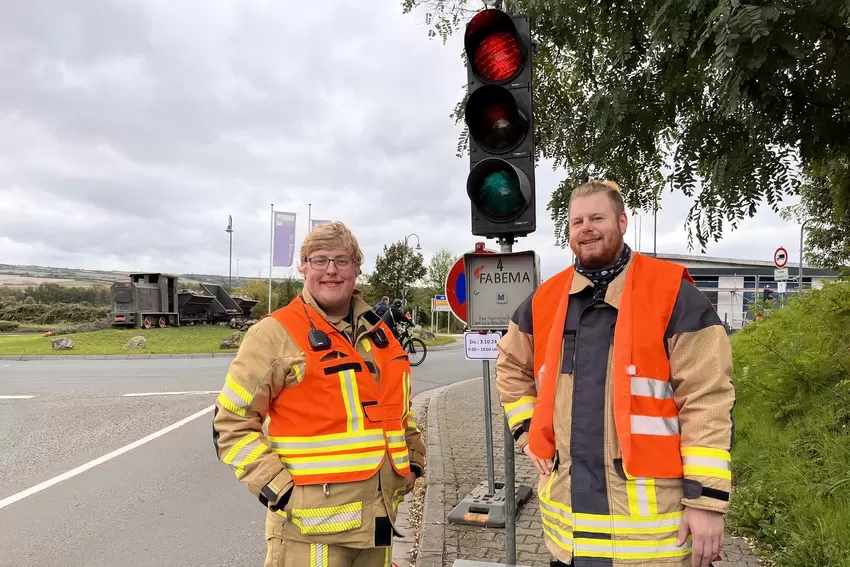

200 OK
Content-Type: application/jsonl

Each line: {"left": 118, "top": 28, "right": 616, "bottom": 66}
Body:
{"left": 0, "top": 395, "right": 35, "bottom": 399}
{"left": 122, "top": 391, "right": 219, "bottom": 397}
{"left": 0, "top": 404, "right": 215, "bottom": 511}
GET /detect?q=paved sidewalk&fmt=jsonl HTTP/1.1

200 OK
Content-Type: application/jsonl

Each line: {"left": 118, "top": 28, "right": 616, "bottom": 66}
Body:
{"left": 416, "top": 377, "right": 764, "bottom": 567}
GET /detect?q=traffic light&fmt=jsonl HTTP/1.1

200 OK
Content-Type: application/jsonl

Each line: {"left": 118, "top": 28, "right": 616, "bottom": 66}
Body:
{"left": 463, "top": 8, "right": 535, "bottom": 239}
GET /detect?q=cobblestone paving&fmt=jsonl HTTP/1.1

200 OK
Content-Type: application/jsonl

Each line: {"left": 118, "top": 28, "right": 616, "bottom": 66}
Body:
{"left": 416, "top": 377, "right": 764, "bottom": 567}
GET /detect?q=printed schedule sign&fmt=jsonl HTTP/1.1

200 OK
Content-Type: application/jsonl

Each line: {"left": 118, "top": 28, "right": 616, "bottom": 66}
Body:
{"left": 463, "top": 331, "right": 502, "bottom": 360}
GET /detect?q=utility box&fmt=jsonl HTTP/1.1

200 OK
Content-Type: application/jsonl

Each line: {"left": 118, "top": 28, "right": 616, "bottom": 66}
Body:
{"left": 464, "top": 251, "right": 540, "bottom": 331}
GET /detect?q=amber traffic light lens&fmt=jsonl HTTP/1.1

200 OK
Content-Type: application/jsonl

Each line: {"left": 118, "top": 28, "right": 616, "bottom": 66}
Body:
{"left": 465, "top": 85, "right": 528, "bottom": 153}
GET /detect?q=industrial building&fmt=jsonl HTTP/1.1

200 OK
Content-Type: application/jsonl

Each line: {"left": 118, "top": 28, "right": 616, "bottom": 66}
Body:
{"left": 658, "top": 253, "right": 839, "bottom": 330}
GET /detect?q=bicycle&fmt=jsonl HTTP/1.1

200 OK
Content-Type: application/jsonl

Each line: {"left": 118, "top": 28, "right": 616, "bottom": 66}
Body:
{"left": 396, "top": 323, "right": 427, "bottom": 367}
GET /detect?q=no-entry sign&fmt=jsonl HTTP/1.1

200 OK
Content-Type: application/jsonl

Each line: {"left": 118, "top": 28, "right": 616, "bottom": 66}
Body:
{"left": 445, "top": 244, "right": 495, "bottom": 324}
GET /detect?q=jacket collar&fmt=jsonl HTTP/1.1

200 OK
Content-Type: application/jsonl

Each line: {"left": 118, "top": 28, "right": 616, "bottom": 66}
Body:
{"left": 300, "top": 285, "right": 373, "bottom": 334}
{"left": 568, "top": 254, "right": 635, "bottom": 310}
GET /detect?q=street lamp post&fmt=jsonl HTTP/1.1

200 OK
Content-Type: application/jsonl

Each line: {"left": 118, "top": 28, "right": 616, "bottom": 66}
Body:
{"left": 402, "top": 234, "right": 422, "bottom": 303}
{"left": 799, "top": 217, "right": 817, "bottom": 292}
{"left": 226, "top": 216, "right": 234, "bottom": 292}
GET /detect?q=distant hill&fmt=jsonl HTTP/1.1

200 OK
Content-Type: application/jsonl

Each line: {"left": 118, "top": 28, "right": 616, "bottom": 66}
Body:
{"left": 0, "top": 264, "right": 278, "bottom": 289}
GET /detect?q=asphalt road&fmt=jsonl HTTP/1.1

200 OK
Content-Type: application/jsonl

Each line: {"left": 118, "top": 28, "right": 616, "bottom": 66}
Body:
{"left": 0, "top": 344, "right": 482, "bottom": 567}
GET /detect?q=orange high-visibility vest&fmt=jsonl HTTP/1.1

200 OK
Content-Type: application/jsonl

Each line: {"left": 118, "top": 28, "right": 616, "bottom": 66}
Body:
{"left": 528, "top": 254, "right": 694, "bottom": 478}
{"left": 266, "top": 297, "right": 412, "bottom": 485}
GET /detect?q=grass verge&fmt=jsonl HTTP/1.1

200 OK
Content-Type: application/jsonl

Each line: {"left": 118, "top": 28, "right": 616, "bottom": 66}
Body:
{"left": 0, "top": 326, "right": 457, "bottom": 356}
{"left": 726, "top": 281, "right": 850, "bottom": 566}
{"left": 0, "top": 326, "right": 239, "bottom": 356}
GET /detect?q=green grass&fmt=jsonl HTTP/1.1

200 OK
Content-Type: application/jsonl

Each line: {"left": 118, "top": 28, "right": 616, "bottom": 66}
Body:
{"left": 0, "top": 326, "right": 240, "bottom": 356}
{"left": 0, "top": 326, "right": 458, "bottom": 356}
{"left": 725, "top": 281, "right": 850, "bottom": 566}
{"left": 418, "top": 335, "right": 456, "bottom": 347}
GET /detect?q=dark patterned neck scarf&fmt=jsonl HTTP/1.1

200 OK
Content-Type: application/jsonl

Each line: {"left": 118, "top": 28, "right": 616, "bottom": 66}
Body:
{"left": 574, "top": 243, "right": 632, "bottom": 297}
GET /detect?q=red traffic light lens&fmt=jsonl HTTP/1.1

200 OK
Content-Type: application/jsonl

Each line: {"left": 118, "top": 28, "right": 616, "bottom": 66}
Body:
{"left": 465, "top": 85, "right": 528, "bottom": 153}
{"left": 465, "top": 9, "right": 524, "bottom": 83}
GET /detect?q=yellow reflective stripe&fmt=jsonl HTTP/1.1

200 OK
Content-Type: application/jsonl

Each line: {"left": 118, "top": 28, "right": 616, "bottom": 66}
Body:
{"left": 281, "top": 450, "right": 384, "bottom": 476}
{"left": 360, "top": 338, "right": 372, "bottom": 352}
{"left": 681, "top": 446, "right": 732, "bottom": 480}
{"left": 392, "top": 452, "right": 410, "bottom": 468}
{"left": 338, "top": 369, "right": 364, "bottom": 432}
{"left": 292, "top": 363, "right": 304, "bottom": 383}
{"left": 270, "top": 430, "right": 385, "bottom": 455}
{"left": 626, "top": 478, "right": 658, "bottom": 517}
{"left": 392, "top": 486, "right": 406, "bottom": 511}
{"left": 223, "top": 432, "right": 267, "bottom": 478}
{"left": 574, "top": 536, "right": 691, "bottom": 560}
{"left": 403, "top": 371, "right": 411, "bottom": 415}
{"left": 293, "top": 502, "right": 362, "bottom": 535}
{"left": 217, "top": 373, "right": 253, "bottom": 416}
{"left": 386, "top": 430, "right": 406, "bottom": 449}
{"left": 504, "top": 395, "right": 536, "bottom": 428}
{"left": 309, "top": 543, "right": 328, "bottom": 566}
{"left": 384, "top": 546, "right": 391, "bottom": 567}
{"left": 407, "top": 410, "right": 417, "bottom": 428}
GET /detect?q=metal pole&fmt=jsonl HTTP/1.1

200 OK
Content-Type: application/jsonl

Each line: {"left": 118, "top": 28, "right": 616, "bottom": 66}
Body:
{"left": 653, "top": 188, "right": 658, "bottom": 257}
{"left": 482, "top": 359, "right": 496, "bottom": 495}
{"left": 229, "top": 230, "right": 233, "bottom": 291}
{"left": 308, "top": 203, "right": 312, "bottom": 233}
{"left": 268, "top": 204, "right": 273, "bottom": 314}
{"left": 498, "top": 235, "right": 517, "bottom": 566}
{"left": 800, "top": 218, "right": 811, "bottom": 292}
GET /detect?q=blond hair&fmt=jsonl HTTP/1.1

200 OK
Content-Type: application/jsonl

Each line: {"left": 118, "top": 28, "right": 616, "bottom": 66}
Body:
{"left": 569, "top": 180, "right": 626, "bottom": 216}
{"left": 299, "top": 221, "right": 364, "bottom": 274}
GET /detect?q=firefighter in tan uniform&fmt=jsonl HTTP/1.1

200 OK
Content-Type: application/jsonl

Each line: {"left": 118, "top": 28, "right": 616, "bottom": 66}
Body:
{"left": 496, "top": 181, "right": 735, "bottom": 567}
{"left": 212, "top": 221, "right": 425, "bottom": 567}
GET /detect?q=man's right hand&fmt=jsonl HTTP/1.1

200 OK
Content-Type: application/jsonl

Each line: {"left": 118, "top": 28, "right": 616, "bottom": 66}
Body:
{"left": 523, "top": 443, "right": 553, "bottom": 476}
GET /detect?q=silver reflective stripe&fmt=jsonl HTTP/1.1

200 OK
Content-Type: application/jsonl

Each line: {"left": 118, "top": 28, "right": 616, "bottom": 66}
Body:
{"left": 575, "top": 538, "right": 691, "bottom": 555}
{"left": 284, "top": 454, "right": 383, "bottom": 471}
{"left": 221, "top": 385, "right": 250, "bottom": 409}
{"left": 506, "top": 402, "right": 535, "bottom": 421}
{"left": 341, "top": 369, "right": 361, "bottom": 432}
{"left": 683, "top": 455, "right": 731, "bottom": 470}
{"left": 393, "top": 453, "right": 410, "bottom": 467}
{"left": 299, "top": 508, "right": 362, "bottom": 527}
{"left": 387, "top": 433, "right": 405, "bottom": 445}
{"left": 539, "top": 501, "right": 573, "bottom": 524}
{"left": 630, "top": 377, "right": 673, "bottom": 399}
{"left": 312, "top": 543, "right": 326, "bottom": 567}
{"left": 575, "top": 514, "right": 681, "bottom": 530}
{"left": 631, "top": 415, "right": 679, "bottom": 435}
{"left": 635, "top": 479, "right": 651, "bottom": 516}
{"left": 271, "top": 431, "right": 384, "bottom": 452}
{"left": 225, "top": 437, "right": 264, "bottom": 466}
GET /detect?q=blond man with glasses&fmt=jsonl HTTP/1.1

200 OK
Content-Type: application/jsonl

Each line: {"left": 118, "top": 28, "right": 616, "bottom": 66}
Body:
{"left": 213, "top": 221, "right": 426, "bottom": 567}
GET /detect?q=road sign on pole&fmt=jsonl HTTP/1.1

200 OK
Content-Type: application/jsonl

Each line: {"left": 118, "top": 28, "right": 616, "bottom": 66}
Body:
{"left": 774, "top": 268, "right": 789, "bottom": 281}
{"left": 774, "top": 246, "right": 788, "bottom": 268}
{"left": 445, "top": 245, "right": 496, "bottom": 325}
{"left": 464, "top": 251, "right": 541, "bottom": 331}
{"left": 434, "top": 294, "right": 452, "bottom": 312}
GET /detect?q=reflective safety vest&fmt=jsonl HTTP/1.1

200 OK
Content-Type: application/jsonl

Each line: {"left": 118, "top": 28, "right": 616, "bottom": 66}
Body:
{"left": 528, "top": 254, "right": 694, "bottom": 478}
{"left": 266, "top": 297, "right": 412, "bottom": 485}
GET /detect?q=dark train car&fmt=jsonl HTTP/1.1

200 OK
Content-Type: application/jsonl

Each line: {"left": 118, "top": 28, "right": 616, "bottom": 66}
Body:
{"left": 109, "top": 272, "right": 257, "bottom": 328}
{"left": 108, "top": 273, "right": 180, "bottom": 328}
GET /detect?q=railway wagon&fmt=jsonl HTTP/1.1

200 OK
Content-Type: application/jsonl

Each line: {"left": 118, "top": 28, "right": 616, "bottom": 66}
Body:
{"left": 108, "top": 273, "right": 257, "bottom": 328}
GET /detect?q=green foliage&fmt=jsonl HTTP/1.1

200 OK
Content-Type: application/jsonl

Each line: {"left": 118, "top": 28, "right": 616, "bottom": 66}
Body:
{"left": 0, "top": 283, "right": 111, "bottom": 305}
{"left": 426, "top": 249, "right": 458, "bottom": 294}
{"left": 369, "top": 241, "right": 427, "bottom": 301}
{"left": 233, "top": 277, "right": 304, "bottom": 316}
{"left": 403, "top": 0, "right": 850, "bottom": 251}
{"left": 0, "top": 320, "right": 20, "bottom": 332}
{"left": 0, "top": 301, "right": 108, "bottom": 324}
{"left": 726, "top": 281, "right": 850, "bottom": 565}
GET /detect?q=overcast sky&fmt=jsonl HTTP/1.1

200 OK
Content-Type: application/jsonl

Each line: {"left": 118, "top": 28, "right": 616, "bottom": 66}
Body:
{"left": 0, "top": 0, "right": 801, "bottom": 281}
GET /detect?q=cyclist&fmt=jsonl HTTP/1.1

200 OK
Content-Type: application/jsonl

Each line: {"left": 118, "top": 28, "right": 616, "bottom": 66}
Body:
{"left": 381, "top": 298, "right": 413, "bottom": 340}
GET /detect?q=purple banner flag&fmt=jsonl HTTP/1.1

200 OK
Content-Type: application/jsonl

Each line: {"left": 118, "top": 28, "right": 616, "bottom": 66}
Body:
{"left": 310, "top": 219, "right": 331, "bottom": 231}
{"left": 273, "top": 211, "right": 297, "bottom": 267}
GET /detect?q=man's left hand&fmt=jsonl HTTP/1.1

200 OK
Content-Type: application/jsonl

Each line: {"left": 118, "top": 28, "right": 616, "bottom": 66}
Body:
{"left": 676, "top": 507, "right": 725, "bottom": 567}
{"left": 404, "top": 472, "right": 417, "bottom": 493}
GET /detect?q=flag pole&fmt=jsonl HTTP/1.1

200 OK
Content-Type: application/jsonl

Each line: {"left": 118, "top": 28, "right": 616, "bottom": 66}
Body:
{"left": 268, "top": 204, "right": 274, "bottom": 314}
{"left": 308, "top": 203, "right": 312, "bottom": 232}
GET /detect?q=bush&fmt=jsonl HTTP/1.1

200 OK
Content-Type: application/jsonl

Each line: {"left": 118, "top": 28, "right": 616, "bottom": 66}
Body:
{"left": 0, "top": 301, "right": 108, "bottom": 324}
{"left": 727, "top": 281, "right": 850, "bottom": 566}
{"left": 0, "top": 320, "right": 19, "bottom": 332}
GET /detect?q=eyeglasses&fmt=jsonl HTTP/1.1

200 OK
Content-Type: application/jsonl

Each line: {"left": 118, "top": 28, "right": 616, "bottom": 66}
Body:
{"left": 306, "top": 256, "right": 355, "bottom": 271}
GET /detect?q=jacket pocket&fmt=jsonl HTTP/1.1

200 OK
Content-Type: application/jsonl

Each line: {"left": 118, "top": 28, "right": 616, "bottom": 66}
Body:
{"left": 289, "top": 501, "right": 364, "bottom": 535}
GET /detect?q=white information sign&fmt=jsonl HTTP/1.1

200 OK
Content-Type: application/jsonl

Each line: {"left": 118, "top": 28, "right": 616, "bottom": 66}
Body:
{"left": 464, "top": 331, "right": 502, "bottom": 360}
{"left": 777, "top": 281, "right": 787, "bottom": 293}
{"left": 774, "top": 268, "right": 789, "bottom": 281}
{"left": 464, "top": 251, "right": 541, "bottom": 331}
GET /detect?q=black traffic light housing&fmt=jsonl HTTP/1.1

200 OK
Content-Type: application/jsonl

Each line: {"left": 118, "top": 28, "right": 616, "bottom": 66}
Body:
{"left": 463, "top": 8, "right": 536, "bottom": 239}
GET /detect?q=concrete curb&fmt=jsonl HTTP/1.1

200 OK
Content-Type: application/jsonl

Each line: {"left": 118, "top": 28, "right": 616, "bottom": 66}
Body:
{"left": 415, "top": 377, "right": 482, "bottom": 567}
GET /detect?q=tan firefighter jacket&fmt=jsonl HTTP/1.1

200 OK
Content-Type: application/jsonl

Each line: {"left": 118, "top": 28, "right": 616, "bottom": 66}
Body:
{"left": 496, "top": 256, "right": 735, "bottom": 566}
{"left": 212, "top": 287, "right": 426, "bottom": 549}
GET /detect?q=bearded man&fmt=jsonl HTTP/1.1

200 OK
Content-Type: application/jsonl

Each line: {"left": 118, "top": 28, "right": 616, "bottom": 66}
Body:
{"left": 495, "top": 180, "right": 735, "bottom": 567}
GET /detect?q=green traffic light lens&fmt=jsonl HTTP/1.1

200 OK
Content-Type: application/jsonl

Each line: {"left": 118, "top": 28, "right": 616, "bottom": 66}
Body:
{"left": 474, "top": 168, "right": 524, "bottom": 220}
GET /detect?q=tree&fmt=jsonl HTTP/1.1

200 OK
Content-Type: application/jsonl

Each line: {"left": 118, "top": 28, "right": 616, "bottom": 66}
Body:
{"left": 426, "top": 249, "right": 458, "bottom": 294}
{"left": 781, "top": 151, "right": 850, "bottom": 273}
{"left": 402, "top": 0, "right": 850, "bottom": 250}
{"left": 369, "top": 241, "right": 427, "bottom": 301}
